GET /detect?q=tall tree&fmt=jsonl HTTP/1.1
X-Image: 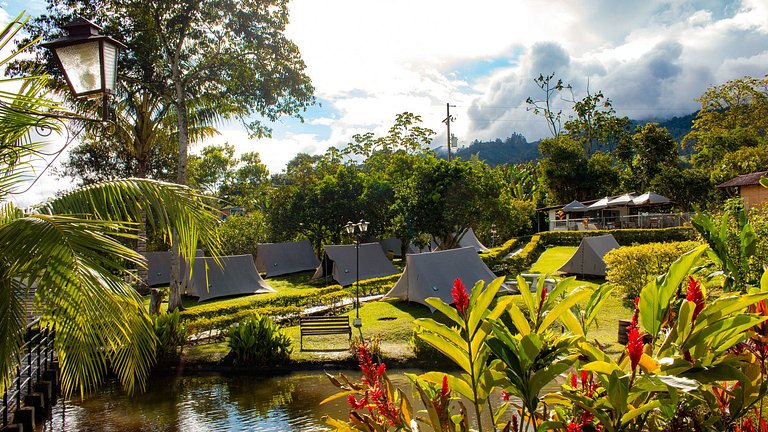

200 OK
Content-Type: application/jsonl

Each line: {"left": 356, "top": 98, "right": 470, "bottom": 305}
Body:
{"left": 685, "top": 75, "right": 768, "bottom": 172}
{"left": 629, "top": 123, "right": 679, "bottom": 192}
{"left": 128, "top": 0, "right": 315, "bottom": 311}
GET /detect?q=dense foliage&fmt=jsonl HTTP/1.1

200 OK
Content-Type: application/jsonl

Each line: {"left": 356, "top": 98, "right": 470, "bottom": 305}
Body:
{"left": 225, "top": 315, "right": 292, "bottom": 367}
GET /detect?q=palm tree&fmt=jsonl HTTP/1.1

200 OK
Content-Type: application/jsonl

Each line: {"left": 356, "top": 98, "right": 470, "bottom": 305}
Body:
{"left": 0, "top": 14, "right": 220, "bottom": 397}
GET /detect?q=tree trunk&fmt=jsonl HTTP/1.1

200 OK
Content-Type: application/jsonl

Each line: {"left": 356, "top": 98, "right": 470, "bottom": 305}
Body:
{"left": 168, "top": 54, "right": 189, "bottom": 313}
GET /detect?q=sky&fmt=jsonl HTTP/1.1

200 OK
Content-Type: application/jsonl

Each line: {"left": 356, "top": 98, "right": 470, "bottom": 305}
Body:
{"left": 2, "top": 0, "right": 768, "bottom": 206}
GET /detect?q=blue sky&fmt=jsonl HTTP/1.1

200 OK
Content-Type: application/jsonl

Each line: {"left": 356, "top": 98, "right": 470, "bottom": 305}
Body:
{"left": 2, "top": 0, "right": 768, "bottom": 204}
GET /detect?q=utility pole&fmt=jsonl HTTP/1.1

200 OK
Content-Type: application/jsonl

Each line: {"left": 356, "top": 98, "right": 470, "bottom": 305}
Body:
{"left": 443, "top": 103, "right": 456, "bottom": 161}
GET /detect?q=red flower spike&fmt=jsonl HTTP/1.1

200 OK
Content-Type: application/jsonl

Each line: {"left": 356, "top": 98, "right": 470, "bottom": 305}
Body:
{"left": 627, "top": 327, "right": 644, "bottom": 373}
{"left": 580, "top": 370, "right": 588, "bottom": 389}
{"left": 569, "top": 373, "right": 577, "bottom": 388}
{"left": 686, "top": 276, "right": 705, "bottom": 321}
{"left": 441, "top": 375, "right": 450, "bottom": 398}
{"left": 501, "top": 390, "right": 510, "bottom": 402}
{"left": 539, "top": 286, "right": 548, "bottom": 310}
{"left": 452, "top": 278, "right": 470, "bottom": 317}
{"left": 511, "top": 415, "right": 518, "bottom": 431}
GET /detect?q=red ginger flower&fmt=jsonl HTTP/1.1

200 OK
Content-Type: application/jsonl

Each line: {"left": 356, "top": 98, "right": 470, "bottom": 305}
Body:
{"left": 440, "top": 374, "right": 450, "bottom": 401}
{"left": 627, "top": 326, "right": 644, "bottom": 374}
{"left": 452, "top": 278, "right": 470, "bottom": 317}
{"left": 569, "top": 373, "right": 577, "bottom": 388}
{"left": 501, "top": 390, "right": 510, "bottom": 401}
{"left": 686, "top": 276, "right": 705, "bottom": 321}
{"left": 539, "top": 286, "right": 548, "bottom": 310}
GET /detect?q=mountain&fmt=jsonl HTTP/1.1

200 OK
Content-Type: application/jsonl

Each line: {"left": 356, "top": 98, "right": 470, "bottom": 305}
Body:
{"left": 441, "top": 112, "right": 696, "bottom": 166}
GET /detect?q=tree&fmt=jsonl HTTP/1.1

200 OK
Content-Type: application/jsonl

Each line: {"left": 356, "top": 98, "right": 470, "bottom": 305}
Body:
{"left": 526, "top": 73, "right": 566, "bottom": 137}
{"left": 563, "top": 88, "right": 633, "bottom": 157}
{"left": 219, "top": 152, "right": 271, "bottom": 211}
{"left": 188, "top": 143, "right": 238, "bottom": 196}
{"left": 0, "top": 15, "right": 221, "bottom": 396}
{"left": 629, "top": 123, "right": 679, "bottom": 191}
{"left": 537, "top": 136, "right": 589, "bottom": 203}
{"left": 131, "top": 0, "right": 315, "bottom": 311}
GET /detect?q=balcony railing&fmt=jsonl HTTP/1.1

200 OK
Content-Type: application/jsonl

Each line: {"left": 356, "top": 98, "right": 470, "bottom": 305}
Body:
{"left": 551, "top": 212, "right": 693, "bottom": 231}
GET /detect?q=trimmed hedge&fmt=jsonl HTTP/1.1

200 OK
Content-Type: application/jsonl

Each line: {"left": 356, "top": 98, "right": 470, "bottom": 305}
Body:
{"left": 604, "top": 240, "right": 703, "bottom": 299}
{"left": 181, "top": 273, "right": 403, "bottom": 334}
{"left": 493, "top": 227, "right": 699, "bottom": 276}
{"left": 480, "top": 237, "right": 524, "bottom": 270}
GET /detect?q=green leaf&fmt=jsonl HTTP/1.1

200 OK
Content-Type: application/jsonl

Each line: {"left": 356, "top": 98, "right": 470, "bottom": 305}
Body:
{"left": 416, "top": 332, "right": 470, "bottom": 373}
{"left": 538, "top": 287, "right": 592, "bottom": 333}
{"left": 424, "top": 297, "right": 464, "bottom": 327}
{"left": 621, "top": 400, "right": 663, "bottom": 424}
{"left": 516, "top": 274, "right": 536, "bottom": 317}
{"left": 639, "top": 244, "right": 708, "bottom": 337}
{"left": 505, "top": 302, "right": 531, "bottom": 335}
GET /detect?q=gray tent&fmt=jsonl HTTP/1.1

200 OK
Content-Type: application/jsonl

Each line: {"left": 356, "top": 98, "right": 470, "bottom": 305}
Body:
{"left": 255, "top": 240, "right": 320, "bottom": 278}
{"left": 558, "top": 234, "right": 620, "bottom": 277}
{"left": 311, "top": 243, "right": 399, "bottom": 286}
{"left": 458, "top": 228, "right": 491, "bottom": 253}
{"left": 379, "top": 238, "right": 418, "bottom": 257}
{"left": 145, "top": 250, "right": 203, "bottom": 287}
{"left": 383, "top": 247, "right": 499, "bottom": 311}
{"left": 186, "top": 255, "right": 275, "bottom": 302}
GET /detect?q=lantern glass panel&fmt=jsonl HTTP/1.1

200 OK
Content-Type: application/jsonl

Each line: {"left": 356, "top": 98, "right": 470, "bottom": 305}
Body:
{"left": 55, "top": 41, "right": 102, "bottom": 95}
{"left": 102, "top": 41, "right": 118, "bottom": 93}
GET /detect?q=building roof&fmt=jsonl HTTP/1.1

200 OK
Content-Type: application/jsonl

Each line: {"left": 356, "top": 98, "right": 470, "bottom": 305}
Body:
{"left": 716, "top": 171, "right": 768, "bottom": 189}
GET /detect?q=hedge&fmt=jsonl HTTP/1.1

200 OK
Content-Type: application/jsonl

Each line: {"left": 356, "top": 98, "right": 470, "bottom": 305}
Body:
{"left": 604, "top": 240, "right": 703, "bottom": 299}
{"left": 480, "top": 237, "right": 525, "bottom": 270}
{"left": 181, "top": 273, "right": 403, "bottom": 333}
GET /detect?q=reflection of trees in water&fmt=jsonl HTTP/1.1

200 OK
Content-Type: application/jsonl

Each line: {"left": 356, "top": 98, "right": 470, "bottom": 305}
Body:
{"left": 226, "top": 374, "right": 295, "bottom": 416}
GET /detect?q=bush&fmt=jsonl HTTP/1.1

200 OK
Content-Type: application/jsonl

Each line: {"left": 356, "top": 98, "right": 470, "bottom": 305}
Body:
{"left": 480, "top": 237, "right": 523, "bottom": 270}
{"left": 153, "top": 311, "right": 187, "bottom": 364}
{"left": 604, "top": 240, "right": 702, "bottom": 299}
{"left": 225, "top": 315, "right": 292, "bottom": 367}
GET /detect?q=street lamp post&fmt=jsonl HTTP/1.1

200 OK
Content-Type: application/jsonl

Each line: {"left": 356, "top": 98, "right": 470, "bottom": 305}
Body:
{"left": 344, "top": 219, "right": 369, "bottom": 328}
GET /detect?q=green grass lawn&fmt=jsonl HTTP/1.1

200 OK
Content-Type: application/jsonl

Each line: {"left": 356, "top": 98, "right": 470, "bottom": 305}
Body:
{"left": 527, "top": 246, "right": 576, "bottom": 274}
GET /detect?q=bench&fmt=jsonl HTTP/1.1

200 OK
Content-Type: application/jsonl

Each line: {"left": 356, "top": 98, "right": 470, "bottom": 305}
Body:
{"left": 299, "top": 315, "right": 352, "bottom": 350}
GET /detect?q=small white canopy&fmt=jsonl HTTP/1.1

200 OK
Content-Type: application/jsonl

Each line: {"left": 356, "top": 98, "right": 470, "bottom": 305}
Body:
{"left": 311, "top": 243, "right": 399, "bottom": 286}
{"left": 255, "top": 240, "right": 320, "bottom": 278}
{"left": 587, "top": 197, "right": 611, "bottom": 210}
{"left": 607, "top": 193, "right": 636, "bottom": 206}
{"left": 562, "top": 200, "right": 588, "bottom": 212}
{"left": 186, "top": 255, "right": 275, "bottom": 302}
{"left": 384, "top": 247, "right": 499, "bottom": 311}
{"left": 631, "top": 191, "right": 671, "bottom": 206}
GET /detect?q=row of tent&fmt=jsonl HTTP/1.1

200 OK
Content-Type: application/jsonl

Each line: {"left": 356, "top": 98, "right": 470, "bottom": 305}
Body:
{"left": 144, "top": 231, "right": 619, "bottom": 309}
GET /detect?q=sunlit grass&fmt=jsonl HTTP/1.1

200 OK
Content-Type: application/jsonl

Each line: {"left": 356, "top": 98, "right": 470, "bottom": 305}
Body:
{"left": 527, "top": 246, "right": 577, "bottom": 274}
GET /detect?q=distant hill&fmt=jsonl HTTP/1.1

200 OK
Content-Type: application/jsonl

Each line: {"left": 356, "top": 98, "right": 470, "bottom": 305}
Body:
{"left": 440, "top": 112, "right": 696, "bottom": 166}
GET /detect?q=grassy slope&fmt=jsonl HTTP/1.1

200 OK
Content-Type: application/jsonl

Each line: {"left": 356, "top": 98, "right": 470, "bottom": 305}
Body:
{"left": 528, "top": 246, "right": 576, "bottom": 274}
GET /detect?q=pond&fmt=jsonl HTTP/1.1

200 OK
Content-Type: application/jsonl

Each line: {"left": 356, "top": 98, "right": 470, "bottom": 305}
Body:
{"left": 39, "top": 370, "right": 563, "bottom": 431}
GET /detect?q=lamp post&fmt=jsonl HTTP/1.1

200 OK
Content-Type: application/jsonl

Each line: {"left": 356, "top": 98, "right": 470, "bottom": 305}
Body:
{"left": 41, "top": 17, "right": 126, "bottom": 122}
{"left": 490, "top": 224, "right": 498, "bottom": 248}
{"left": 345, "top": 219, "right": 369, "bottom": 328}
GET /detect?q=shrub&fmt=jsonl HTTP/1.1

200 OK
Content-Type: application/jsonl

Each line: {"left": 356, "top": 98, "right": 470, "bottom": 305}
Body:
{"left": 480, "top": 236, "right": 523, "bottom": 270}
{"left": 604, "top": 240, "right": 702, "bottom": 299}
{"left": 153, "top": 311, "right": 187, "bottom": 364}
{"left": 225, "top": 315, "right": 292, "bottom": 367}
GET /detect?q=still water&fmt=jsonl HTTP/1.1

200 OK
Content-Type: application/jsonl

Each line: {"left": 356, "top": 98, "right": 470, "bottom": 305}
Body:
{"left": 41, "top": 370, "right": 423, "bottom": 432}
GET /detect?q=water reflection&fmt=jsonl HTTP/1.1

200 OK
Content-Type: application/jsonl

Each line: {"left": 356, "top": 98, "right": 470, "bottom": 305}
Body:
{"left": 41, "top": 370, "right": 563, "bottom": 431}
{"left": 41, "top": 371, "right": 412, "bottom": 431}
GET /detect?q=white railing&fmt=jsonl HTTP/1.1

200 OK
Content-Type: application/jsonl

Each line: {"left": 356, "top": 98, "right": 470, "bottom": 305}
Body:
{"left": 551, "top": 212, "right": 693, "bottom": 231}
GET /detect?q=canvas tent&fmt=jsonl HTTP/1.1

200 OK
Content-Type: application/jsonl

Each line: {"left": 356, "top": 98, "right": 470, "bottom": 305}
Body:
{"left": 145, "top": 249, "right": 203, "bottom": 287}
{"left": 384, "top": 247, "right": 499, "bottom": 311}
{"left": 311, "top": 243, "right": 399, "bottom": 286}
{"left": 432, "top": 228, "right": 491, "bottom": 253}
{"left": 186, "top": 254, "right": 275, "bottom": 302}
{"left": 558, "top": 234, "right": 620, "bottom": 277}
{"left": 379, "top": 238, "right": 418, "bottom": 257}
{"left": 255, "top": 240, "right": 320, "bottom": 278}
{"left": 457, "top": 228, "right": 491, "bottom": 253}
